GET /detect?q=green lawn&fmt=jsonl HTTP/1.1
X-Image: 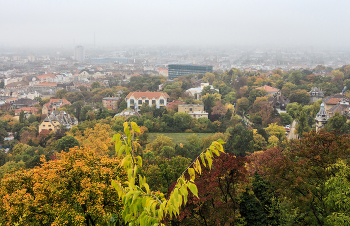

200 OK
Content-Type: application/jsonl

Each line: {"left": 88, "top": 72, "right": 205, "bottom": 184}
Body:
{"left": 148, "top": 133, "right": 214, "bottom": 145}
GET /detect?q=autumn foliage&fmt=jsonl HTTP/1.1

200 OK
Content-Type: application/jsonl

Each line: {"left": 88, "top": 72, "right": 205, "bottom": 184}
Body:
{"left": 0, "top": 147, "right": 126, "bottom": 225}
{"left": 171, "top": 153, "right": 249, "bottom": 225}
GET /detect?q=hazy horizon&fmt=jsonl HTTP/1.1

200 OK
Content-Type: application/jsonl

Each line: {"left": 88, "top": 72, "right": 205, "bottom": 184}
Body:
{"left": 1, "top": 0, "right": 350, "bottom": 48}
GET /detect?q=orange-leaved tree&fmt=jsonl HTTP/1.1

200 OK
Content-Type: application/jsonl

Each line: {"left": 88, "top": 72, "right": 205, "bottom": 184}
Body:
{"left": 0, "top": 147, "right": 126, "bottom": 225}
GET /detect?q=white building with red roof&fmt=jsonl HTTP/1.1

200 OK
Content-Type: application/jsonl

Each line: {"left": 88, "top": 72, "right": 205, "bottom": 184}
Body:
{"left": 125, "top": 92, "right": 170, "bottom": 111}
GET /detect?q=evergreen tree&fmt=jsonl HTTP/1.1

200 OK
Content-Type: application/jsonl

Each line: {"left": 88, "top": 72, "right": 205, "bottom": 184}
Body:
{"left": 225, "top": 124, "right": 254, "bottom": 156}
{"left": 240, "top": 191, "right": 266, "bottom": 226}
{"left": 296, "top": 110, "right": 310, "bottom": 138}
{"left": 19, "top": 110, "right": 25, "bottom": 124}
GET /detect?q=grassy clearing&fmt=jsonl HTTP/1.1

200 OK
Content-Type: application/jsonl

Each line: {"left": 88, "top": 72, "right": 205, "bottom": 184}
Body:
{"left": 148, "top": 133, "right": 214, "bottom": 145}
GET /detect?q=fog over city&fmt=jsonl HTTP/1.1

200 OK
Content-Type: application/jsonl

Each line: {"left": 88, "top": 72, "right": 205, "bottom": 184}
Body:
{"left": 1, "top": 0, "right": 350, "bottom": 48}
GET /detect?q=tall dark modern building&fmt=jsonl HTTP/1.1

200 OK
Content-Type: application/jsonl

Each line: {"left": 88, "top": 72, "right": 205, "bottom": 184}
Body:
{"left": 168, "top": 64, "right": 213, "bottom": 80}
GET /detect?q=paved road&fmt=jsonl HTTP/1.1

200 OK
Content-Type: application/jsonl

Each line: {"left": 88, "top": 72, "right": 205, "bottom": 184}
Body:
{"left": 288, "top": 120, "right": 298, "bottom": 140}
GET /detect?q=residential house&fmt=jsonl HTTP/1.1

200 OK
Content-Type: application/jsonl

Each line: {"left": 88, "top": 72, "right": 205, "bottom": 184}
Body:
{"left": 322, "top": 94, "right": 348, "bottom": 112}
{"left": 185, "top": 83, "right": 219, "bottom": 99}
{"left": 178, "top": 104, "right": 205, "bottom": 113}
{"left": 309, "top": 87, "right": 325, "bottom": 103}
{"left": 268, "top": 94, "right": 290, "bottom": 110}
{"left": 126, "top": 92, "right": 170, "bottom": 111}
{"left": 327, "top": 98, "right": 350, "bottom": 118}
{"left": 42, "top": 99, "right": 71, "bottom": 115}
{"left": 256, "top": 85, "right": 280, "bottom": 96}
{"left": 39, "top": 111, "right": 78, "bottom": 133}
{"left": 178, "top": 104, "right": 208, "bottom": 119}
{"left": 102, "top": 96, "right": 120, "bottom": 111}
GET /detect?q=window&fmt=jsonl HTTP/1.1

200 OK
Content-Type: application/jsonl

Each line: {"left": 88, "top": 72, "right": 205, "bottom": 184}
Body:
{"left": 48, "top": 125, "right": 51, "bottom": 127}
{"left": 43, "top": 125, "right": 45, "bottom": 127}
{"left": 130, "top": 99, "right": 134, "bottom": 104}
{"left": 152, "top": 100, "right": 156, "bottom": 105}
{"left": 189, "top": 108, "right": 193, "bottom": 111}
{"left": 160, "top": 99, "right": 164, "bottom": 105}
{"left": 145, "top": 100, "right": 149, "bottom": 104}
{"left": 138, "top": 100, "right": 142, "bottom": 105}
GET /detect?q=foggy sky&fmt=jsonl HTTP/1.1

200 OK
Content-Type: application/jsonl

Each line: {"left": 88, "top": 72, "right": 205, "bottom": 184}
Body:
{"left": 1, "top": 0, "right": 350, "bottom": 48}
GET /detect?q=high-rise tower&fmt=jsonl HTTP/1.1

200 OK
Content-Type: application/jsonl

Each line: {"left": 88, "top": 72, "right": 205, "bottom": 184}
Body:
{"left": 74, "top": 46, "right": 85, "bottom": 62}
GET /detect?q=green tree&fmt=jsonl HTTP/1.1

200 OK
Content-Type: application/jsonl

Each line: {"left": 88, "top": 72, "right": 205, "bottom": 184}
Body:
{"left": 286, "top": 102, "right": 300, "bottom": 119}
{"left": 91, "top": 81, "right": 101, "bottom": 90}
{"left": 296, "top": 110, "right": 310, "bottom": 138}
{"left": 279, "top": 112, "right": 293, "bottom": 126}
{"left": 79, "top": 105, "right": 93, "bottom": 121}
{"left": 223, "top": 91, "right": 236, "bottom": 104}
{"left": 225, "top": 124, "right": 254, "bottom": 156}
{"left": 248, "top": 89, "right": 268, "bottom": 105}
{"left": 202, "top": 85, "right": 218, "bottom": 95}
{"left": 324, "top": 112, "right": 347, "bottom": 132}
{"left": 56, "top": 135, "right": 79, "bottom": 152}
{"left": 118, "top": 99, "right": 127, "bottom": 112}
{"left": 202, "top": 93, "right": 221, "bottom": 116}
{"left": 55, "top": 89, "right": 68, "bottom": 99}
{"left": 289, "top": 89, "right": 310, "bottom": 105}
{"left": 19, "top": 110, "right": 25, "bottom": 123}
{"left": 325, "top": 160, "right": 350, "bottom": 225}
{"left": 236, "top": 97, "right": 250, "bottom": 114}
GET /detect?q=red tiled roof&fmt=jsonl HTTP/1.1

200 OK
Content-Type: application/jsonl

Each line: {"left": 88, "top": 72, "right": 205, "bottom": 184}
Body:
{"left": 43, "top": 99, "right": 71, "bottom": 109}
{"left": 37, "top": 74, "right": 55, "bottom": 79}
{"left": 326, "top": 98, "right": 342, "bottom": 105}
{"left": 37, "top": 82, "right": 58, "bottom": 86}
{"left": 256, "top": 85, "right": 279, "bottom": 92}
{"left": 126, "top": 92, "right": 170, "bottom": 100}
{"left": 131, "top": 73, "right": 141, "bottom": 77}
{"left": 15, "top": 107, "right": 38, "bottom": 114}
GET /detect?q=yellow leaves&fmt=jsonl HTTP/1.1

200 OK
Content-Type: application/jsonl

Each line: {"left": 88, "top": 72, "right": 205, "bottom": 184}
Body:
{"left": 72, "top": 123, "right": 112, "bottom": 156}
{"left": 111, "top": 122, "right": 226, "bottom": 226}
{"left": 0, "top": 147, "right": 125, "bottom": 225}
{"left": 188, "top": 168, "right": 195, "bottom": 181}
{"left": 188, "top": 182, "right": 198, "bottom": 198}
{"left": 193, "top": 159, "right": 202, "bottom": 175}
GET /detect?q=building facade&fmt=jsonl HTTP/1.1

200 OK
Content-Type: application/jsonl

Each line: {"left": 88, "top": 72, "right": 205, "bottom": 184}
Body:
{"left": 178, "top": 104, "right": 208, "bottom": 119}
{"left": 102, "top": 96, "right": 120, "bottom": 111}
{"left": 309, "top": 87, "right": 325, "bottom": 103}
{"left": 125, "top": 92, "right": 169, "bottom": 111}
{"left": 168, "top": 64, "right": 213, "bottom": 80}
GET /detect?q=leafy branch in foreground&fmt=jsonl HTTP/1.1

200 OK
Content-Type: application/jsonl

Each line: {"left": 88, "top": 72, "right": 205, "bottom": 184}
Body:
{"left": 111, "top": 122, "right": 225, "bottom": 226}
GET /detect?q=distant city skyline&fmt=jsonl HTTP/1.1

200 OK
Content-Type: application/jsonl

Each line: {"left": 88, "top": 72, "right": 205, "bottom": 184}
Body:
{"left": 1, "top": 0, "right": 350, "bottom": 48}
